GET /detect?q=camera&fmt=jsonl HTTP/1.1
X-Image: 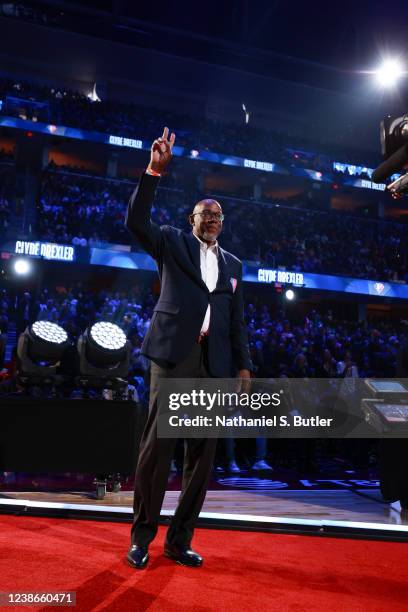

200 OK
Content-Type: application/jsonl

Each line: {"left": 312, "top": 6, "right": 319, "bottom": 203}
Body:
{"left": 372, "top": 113, "right": 408, "bottom": 196}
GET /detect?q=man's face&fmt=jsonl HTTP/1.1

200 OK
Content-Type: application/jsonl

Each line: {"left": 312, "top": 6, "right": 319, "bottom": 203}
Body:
{"left": 189, "top": 199, "right": 223, "bottom": 243}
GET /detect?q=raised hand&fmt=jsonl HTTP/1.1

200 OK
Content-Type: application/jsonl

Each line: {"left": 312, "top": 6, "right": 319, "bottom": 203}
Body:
{"left": 147, "top": 127, "right": 176, "bottom": 175}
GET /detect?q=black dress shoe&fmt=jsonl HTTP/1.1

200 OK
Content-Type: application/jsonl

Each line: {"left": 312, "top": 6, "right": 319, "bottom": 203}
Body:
{"left": 164, "top": 545, "right": 203, "bottom": 567}
{"left": 127, "top": 545, "right": 149, "bottom": 569}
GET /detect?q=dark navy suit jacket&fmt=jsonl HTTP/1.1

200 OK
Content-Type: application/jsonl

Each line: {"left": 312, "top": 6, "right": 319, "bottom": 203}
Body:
{"left": 125, "top": 173, "right": 252, "bottom": 377}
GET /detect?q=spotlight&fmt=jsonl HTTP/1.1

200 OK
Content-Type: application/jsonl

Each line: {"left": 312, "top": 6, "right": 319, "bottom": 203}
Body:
{"left": 14, "top": 258, "right": 31, "bottom": 275}
{"left": 31, "top": 321, "right": 68, "bottom": 352}
{"left": 77, "top": 321, "right": 130, "bottom": 382}
{"left": 17, "top": 321, "right": 70, "bottom": 377}
{"left": 285, "top": 289, "right": 295, "bottom": 301}
{"left": 89, "top": 322, "right": 127, "bottom": 361}
{"left": 375, "top": 59, "right": 405, "bottom": 88}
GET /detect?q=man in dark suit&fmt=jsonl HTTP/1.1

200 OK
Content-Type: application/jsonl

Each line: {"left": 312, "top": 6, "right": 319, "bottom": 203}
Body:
{"left": 126, "top": 127, "right": 252, "bottom": 569}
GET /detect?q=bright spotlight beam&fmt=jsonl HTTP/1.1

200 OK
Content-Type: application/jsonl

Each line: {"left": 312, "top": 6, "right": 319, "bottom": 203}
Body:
{"left": 14, "top": 258, "right": 31, "bottom": 275}
{"left": 375, "top": 59, "right": 405, "bottom": 88}
{"left": 285, "top": 289, "right": 295, "bottom": 301}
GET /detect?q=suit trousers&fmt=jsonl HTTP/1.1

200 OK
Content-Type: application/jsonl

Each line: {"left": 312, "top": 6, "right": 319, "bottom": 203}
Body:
{"left": 131, "top": 338, "right": 217, "bottom": 549}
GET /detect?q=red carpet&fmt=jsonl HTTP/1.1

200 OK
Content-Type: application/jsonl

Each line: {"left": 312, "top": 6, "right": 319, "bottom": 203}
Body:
{"left": 0, "top": 515, "right": 407, "bottom": 611}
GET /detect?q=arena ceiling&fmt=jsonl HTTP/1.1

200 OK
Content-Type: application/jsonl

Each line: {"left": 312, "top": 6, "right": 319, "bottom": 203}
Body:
{"left": 3, "top": 0, "right": 408, "bottom": 92}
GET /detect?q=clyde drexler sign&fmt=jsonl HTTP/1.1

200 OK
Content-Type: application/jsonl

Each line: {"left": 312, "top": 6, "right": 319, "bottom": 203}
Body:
{"left": 15, "top": 240, "right": 75, "bottom": 262}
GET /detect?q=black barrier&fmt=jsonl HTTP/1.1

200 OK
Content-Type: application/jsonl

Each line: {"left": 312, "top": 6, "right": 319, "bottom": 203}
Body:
{"left": 0, "top": 399, "right": 146, "bottom": 473}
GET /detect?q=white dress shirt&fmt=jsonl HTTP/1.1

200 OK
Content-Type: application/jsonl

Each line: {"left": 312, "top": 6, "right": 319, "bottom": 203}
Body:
{"left": 193, "top": 233, "right": 219, "bottom": 334}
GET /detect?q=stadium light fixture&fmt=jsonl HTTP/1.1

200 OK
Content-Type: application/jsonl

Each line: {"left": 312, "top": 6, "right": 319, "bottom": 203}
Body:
{"left": 13, "top": 258, "right": 31, "bottom": 275}
{"left": 375, "top": 59, "right": 405, "bottom": 88}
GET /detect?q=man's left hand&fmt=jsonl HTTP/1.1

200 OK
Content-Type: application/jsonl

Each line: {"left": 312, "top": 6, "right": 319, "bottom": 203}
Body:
{"left": 236, "top": 369, "right": 251, "bottom": 394}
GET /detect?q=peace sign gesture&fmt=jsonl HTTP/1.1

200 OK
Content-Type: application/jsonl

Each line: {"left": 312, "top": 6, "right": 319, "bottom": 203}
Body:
{"left": 147, "top": 127, "right": 176, "bottom": 175}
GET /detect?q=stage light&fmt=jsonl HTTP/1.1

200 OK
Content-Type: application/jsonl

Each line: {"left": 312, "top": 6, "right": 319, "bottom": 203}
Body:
{"left": 32, "top": 321, "right": 68, "bottom": 349}
{"left": 285, "top": 289, "right": 295, "bottom": 301}
{"left": 77, "top": 321, "right": 130, "bottom": 381}
{"left": 17, "top": 321, "right": 70, "bottom": 377}
{"left": 90, "top": 322, "right": 127, "bottom": 353}
{"left": 375, "top": 59, "right": 405, "bottom": 88}
{"left": 14, "top": 258, "right": 31, "bottom": 275}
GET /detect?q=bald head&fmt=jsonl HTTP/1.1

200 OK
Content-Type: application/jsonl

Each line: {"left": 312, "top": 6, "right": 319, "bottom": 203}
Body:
{"left": 189, "top": 199, "right": 223, "bottom": 245}
{"left": 192, "top": 199, "right": 222, "bottom": 215}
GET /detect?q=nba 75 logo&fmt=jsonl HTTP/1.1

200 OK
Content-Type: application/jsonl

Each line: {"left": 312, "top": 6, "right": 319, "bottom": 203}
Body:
{"left": 374, "top": 282, "right": 385, "bottom": 295}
